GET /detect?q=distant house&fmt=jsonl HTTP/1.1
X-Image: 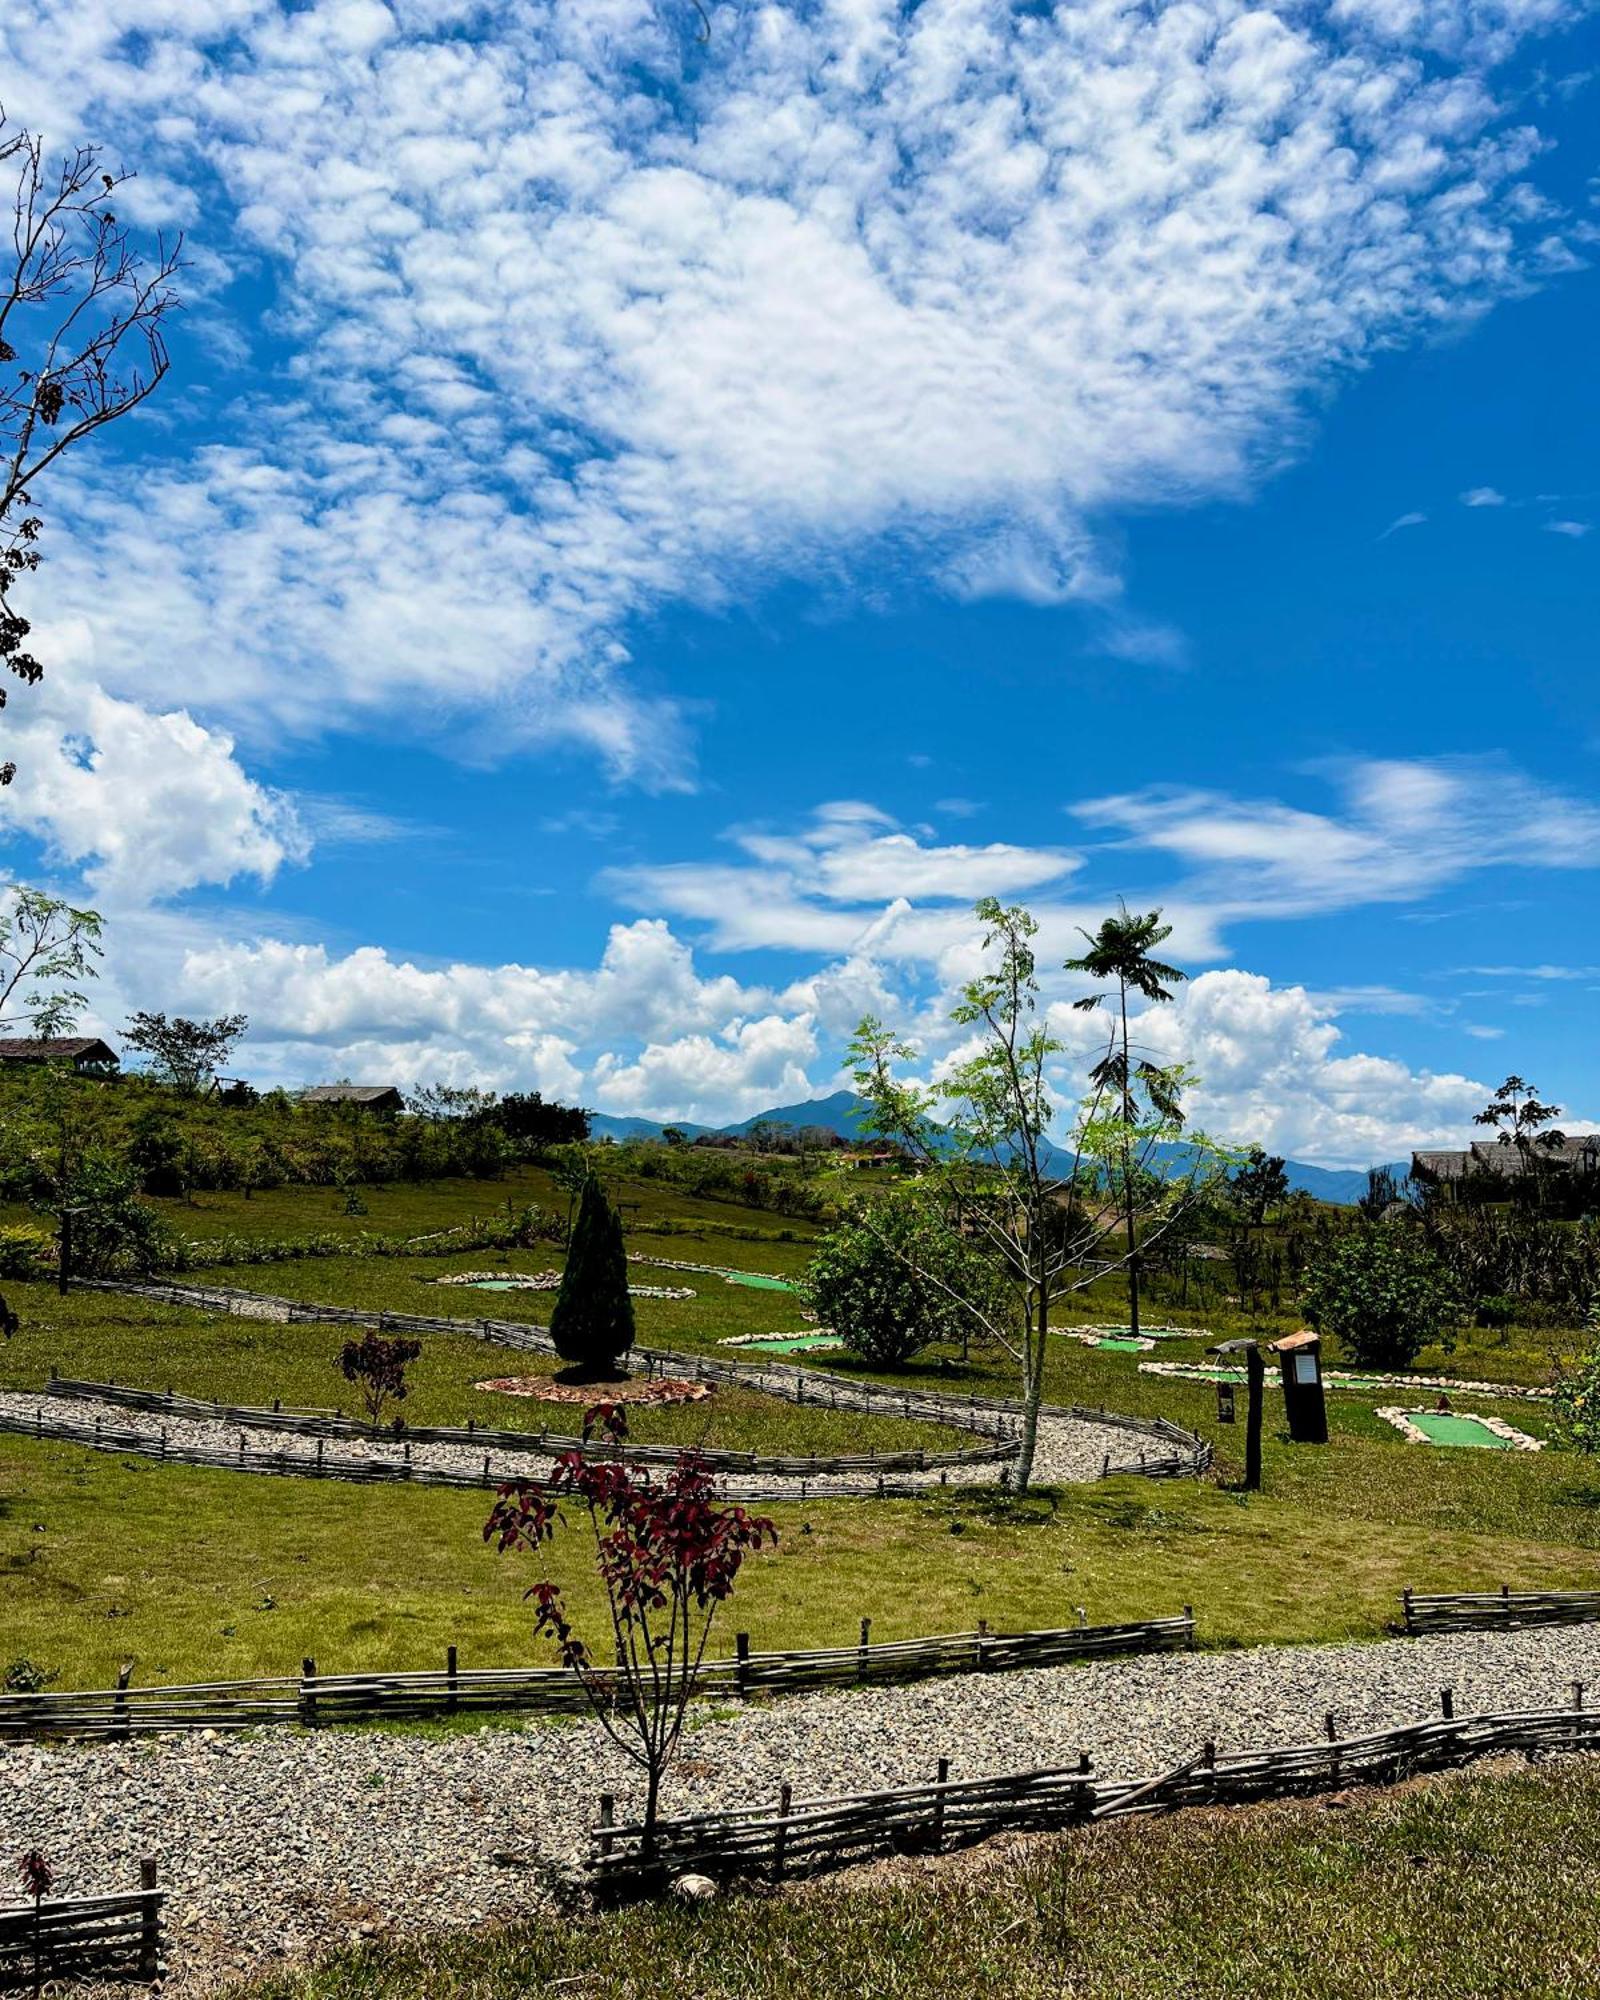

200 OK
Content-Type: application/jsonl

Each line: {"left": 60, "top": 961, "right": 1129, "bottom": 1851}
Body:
{"left": 1413, "top": 1136, "right": 1600, "bottom": 1189}
{"left": 299, "top": 1084, "right": 406, "bottom": 1113}
{"left": 0, "top": 1036, "right": 119, "bottom": 1075}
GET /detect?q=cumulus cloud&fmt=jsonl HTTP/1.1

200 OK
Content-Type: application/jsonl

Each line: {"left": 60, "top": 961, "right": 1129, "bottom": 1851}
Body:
{"left": 0, "top": 0, "right": 1581, "bottom": 792}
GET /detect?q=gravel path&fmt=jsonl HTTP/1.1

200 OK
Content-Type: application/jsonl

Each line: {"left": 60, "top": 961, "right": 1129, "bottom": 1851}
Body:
{"left": 0, "top": 1388, "right": 1120, "bottom": 1498}
{"left": 9, "top": 1625, "right": 1600, "bottom": 1991}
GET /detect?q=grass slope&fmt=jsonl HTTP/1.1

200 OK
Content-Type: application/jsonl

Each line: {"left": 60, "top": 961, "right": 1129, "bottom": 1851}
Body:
{"left": 237, "top": 1757, "right": 1600, "bottom": 1998}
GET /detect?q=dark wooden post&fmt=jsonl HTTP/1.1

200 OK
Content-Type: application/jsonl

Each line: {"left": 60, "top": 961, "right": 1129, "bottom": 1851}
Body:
{"left": 597, "top": 1794, "right": 615, "bottom": 1862}
{"left": 114, "top": 1660, "right": 133, "bottom": 1741}
{"left": 735, "top": 1632, "right": 750, "bottom": 1699}
{"left": 858, "top": 1616, "right": 871, "bottom": 1678}
{"left": 1244, "top": 1344, "right": 1264, "bottom": 1492}
{"left": 138, "top": 1858, "right": 160, "bottom": 1981}
{"left": 300, "top": 1658, "right": 319, "bottom": 1729}
{"left": 931, "top": 1758, "right": 949, "bottom": 1852}
{"left": 1440, "top": 1687, "right": 1454, "bottom": 1720}
{"left": 772, "top": 1782, "right": 792, "bottom": 1882}
{"left": 446, "top": 1644, "right": 459, "bottom": 1715}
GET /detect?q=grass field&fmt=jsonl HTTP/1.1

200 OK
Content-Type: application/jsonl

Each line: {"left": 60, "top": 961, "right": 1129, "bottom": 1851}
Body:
{"left": 3, "top": 1169, "right": 1598, "bottom": 1692}
{"left": 234, "top": 1756, "right": 1600, "bottom": 1998}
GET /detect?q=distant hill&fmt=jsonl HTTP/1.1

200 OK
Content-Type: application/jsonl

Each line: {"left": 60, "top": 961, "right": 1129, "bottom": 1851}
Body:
{"left": 586, "top": 1090, "right": 1407, "bottom": 1204}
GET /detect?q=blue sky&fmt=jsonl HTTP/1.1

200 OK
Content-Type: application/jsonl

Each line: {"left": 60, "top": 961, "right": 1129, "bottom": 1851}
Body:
{"left": 1, "top": 0, "right": 1597, "bottom": 1165}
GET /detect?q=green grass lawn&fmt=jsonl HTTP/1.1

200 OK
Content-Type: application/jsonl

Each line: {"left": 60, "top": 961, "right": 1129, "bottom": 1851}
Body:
{"left": 235, "top": 1756, "right": 1600, "bottom": 1999}
{"left": 3, "top": 1176, "right": 1597, "bottom": 1694}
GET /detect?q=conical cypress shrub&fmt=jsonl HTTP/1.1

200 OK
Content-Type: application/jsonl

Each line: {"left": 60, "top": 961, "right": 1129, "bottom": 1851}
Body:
{"left": 550, "top": 1175, "right": 635, "bottom": 1378}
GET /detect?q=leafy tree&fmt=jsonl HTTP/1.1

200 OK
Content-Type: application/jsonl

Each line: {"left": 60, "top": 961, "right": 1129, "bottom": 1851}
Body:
{"left": 803, "top": 1196, "right": 1011, "bottom": 1367}
{"left": 1301, "top": 1229, "right": 1460, "bottom": 1369}
{"left": 851, "top": 899, "right": 1232, "bottom": 1489}
{"left": 122, "top": 1011, "right": 247, "bottom": 1093}
{"left": 550, "top": 1175, "right": 635, "bottom": 1379}
{"left": 1064, "top": 905, "right": 1188, "bottom": 1340}
{"left": 1230, "top": 1147, "right": 1289, "bottom": 1228}
{"left": 1550, "top": 1298, "right": 1600, "bottom": 1454}
{"left": 338, "top": 1331, "right": 423, "bottom": 1432}
{"left": 1474, "top": 1075, "right": 1566, "bottom": 1198}
{"left": 486, "top": 1402, "right": 776, "bottom": 1855}
{"left": 492, "top": 1091, "right": 590, "bottom": 1148}
{"left": 54, "top": 1152, "right": 170, "bottom": 1277}
{"left": 0, "top": 886, "right": 103, "bottom": 1036}
{"left": 2, "top": 120, "right": 181, "bottom": 785}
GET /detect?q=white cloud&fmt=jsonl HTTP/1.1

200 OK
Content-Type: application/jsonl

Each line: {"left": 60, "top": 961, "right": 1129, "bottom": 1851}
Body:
{"left": 1546, "top": 518, "right": 1592, "bottom": 538}
{"left": 0, "top": 0, "right": 1581, "bottom": 795}
{"left": 0, "top": 667, "right": 303, "bottom": 903}
{"left": 1379, "top": 510, "right": 1429, "bottom": 537}
{"left": 1461, "top": 485, "right": 1507, "bottom": 505}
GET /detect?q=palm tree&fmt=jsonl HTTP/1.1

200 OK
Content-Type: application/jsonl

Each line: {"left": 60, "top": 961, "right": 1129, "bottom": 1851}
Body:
{"left": 1064, "top": 906, "right": 1187, "bottom": 1339}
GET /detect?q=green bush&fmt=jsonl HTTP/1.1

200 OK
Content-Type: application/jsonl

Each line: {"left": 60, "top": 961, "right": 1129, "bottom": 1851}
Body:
{"left": 802, "top": 1199, "right": 1010, "bottom": 1367}
{"left": 1302, "top": 1227, "right": 1460, "bottom": 1369}
{"left": 1551, "top": 1299, "right": 1600, "bottom": 1454}
{"left": 549, "top": 1177, "right": 634, "bottom": 1379}
{"left": 0, "top": 1224, "right": 52, "bottom": 1280}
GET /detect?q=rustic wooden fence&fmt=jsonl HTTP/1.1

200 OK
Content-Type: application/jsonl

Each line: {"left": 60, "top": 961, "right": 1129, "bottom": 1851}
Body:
{"left": 589, "top": 1693, "right": 1600, "bottom": 1889}
{"left": 66, "top": 1276, "right": 1213, "bottom": 1480}
{"left": 1402, "top": 1585, "right": 1600, "bottom": 1634}
{"left": 0, "top": 1864, "right": 162, "bottom": 1987}
{"left": 0, "top": 1612, "right": 1193, "bottom": 1742}
{"left": 42, "top": 1376, "right": 1016, "bottom": 1476}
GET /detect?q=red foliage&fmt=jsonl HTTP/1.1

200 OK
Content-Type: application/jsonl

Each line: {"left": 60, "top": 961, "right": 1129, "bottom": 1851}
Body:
{"left": 17, "top": 1850, "right": 52, "bottom": 1900}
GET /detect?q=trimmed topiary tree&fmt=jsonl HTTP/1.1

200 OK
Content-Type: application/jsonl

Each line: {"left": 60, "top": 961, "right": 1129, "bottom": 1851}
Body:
{"left": 550, "top": 1175, "right": 635, "bottom": 1380}
{"left": 1301, "top": 1227, "right": 1459, "bottom": 1370}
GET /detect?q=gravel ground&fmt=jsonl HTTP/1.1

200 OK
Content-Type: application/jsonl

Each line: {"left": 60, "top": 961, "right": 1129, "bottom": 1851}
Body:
{"left": 0, "top": 1388, "right": 1120, "bottom": 1497}
{"left": 9, "top": 1625, "right": 1600, "bottom": 1991}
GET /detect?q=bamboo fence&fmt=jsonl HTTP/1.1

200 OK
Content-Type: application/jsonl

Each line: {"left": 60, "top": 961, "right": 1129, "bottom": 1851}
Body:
{"left": 590, "top": 1694, "right": 1600, "bottom": 1889}
{"left": 42, "top": 1375, "right": 1015, "bottom": 1476}
{"left": 0, "top": 1614, "right": 1193, "bottom": 1742}
{"left": 0, "top": 1865, "right": 162, "bottom": 1987}
{"left": 1402, "top": 1585, "right": 1600, "bottom": 1635}
{"left": 66, "top": 1275, "right": 1213, "bottom": 1479}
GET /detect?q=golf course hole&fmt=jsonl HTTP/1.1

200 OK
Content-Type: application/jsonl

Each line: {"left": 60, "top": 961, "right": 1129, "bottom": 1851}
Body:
{"left": 1375, "top": 1406, "right": 1542, "bottom": 1451}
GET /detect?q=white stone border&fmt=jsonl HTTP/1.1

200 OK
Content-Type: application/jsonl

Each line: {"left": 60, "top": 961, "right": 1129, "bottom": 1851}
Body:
{"left": 1138, "top": 1359, "right": 1553, "bottom": 1401}
{"left": 628, "top": 1251, "right": 794, "bottom": 1286}
{"left": 1375, "top": 1405, "right": 1544, "bottom": 1451}
{"left": 430, "top": 1269, "right": 696, "bottom": 1300}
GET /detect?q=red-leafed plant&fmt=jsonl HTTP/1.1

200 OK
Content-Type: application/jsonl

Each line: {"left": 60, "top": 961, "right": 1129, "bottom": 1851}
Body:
{"left": 338, "top": 1331, "right": 423, "bottom": 1432}
{"left": 17, "top": 1851, "right": 53, "bottom": 1998}
{"left": 485, "top": 1403, "right": 776, "bottom": 1852}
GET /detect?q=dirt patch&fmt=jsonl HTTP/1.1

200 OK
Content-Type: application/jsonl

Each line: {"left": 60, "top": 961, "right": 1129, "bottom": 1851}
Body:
{"left": 474, "top": 1374, "right": 714, "bottom": 1407}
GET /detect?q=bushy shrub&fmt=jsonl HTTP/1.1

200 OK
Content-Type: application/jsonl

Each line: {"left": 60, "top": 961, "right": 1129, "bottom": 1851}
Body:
{"left": 802, "top": 1200, "right": 1009, "bottom": 1367}
{"left": 1551, "top": 1299, "right": 1600, "bottom": 1454}
{"left": 0, "top": 1225, "right": 52, "bottom": 1281}
{"left": 1301, "top": 1228, "right": 1460, "bottom": 1369}
{"left": 550, "top": 1178, "right": 635, "bottom": 1379}
{"left": 60, "top": 1156, "right": 173, "bottom": 1278}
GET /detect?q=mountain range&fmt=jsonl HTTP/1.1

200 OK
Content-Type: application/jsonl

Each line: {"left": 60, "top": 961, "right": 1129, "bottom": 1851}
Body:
{"left": 587, "top": 1091, "right": 1408, "bottom": 1205}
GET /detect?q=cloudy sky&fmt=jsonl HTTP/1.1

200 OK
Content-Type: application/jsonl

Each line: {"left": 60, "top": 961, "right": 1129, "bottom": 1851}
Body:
{"left": 1, "top": 0, "right": 1597, "bottom": 1165}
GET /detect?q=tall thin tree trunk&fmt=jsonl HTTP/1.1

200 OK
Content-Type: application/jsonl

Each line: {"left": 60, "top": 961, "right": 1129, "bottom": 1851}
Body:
{"left": 1120, "top": 980, "right": 1140, "bottom": 1339}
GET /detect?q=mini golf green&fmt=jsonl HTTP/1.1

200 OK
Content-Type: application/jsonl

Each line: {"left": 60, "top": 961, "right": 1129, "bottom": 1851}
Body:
{"left": 1095, "top": 1337, "right": 1148, "bottom": 1352}
{"left": 738, "top": 1334, "right": 842, "bottom": 1353}
{"left": 460, "top": 1279, "right": 531, "bottom": 1291}
{"left": 723, "top": 1272, "right": 796, "bottom": 1292}
{"left": 1406, "top": 1410, "right": 1515, "bottom": 1450}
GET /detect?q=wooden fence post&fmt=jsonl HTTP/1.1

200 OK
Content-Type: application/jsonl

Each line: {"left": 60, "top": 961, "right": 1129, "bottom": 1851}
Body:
{"left": 772, "top": 1782, "right": 792, "bottom": 1882}
{"left": 976, "top": 1619, "right": 989, "bottom": 1671}
{"left": 446, "top": 1645, "right": 459, "bottom": 1716}
{"left": 1402, "top": 1586, "right": 1413, "bottom": 1632}
{"left": 300, "top": 1658, "right": 319, "bottom": 1729}
{"left": 114, "top": 1660, "right": 133, "bottom": 1741}
{"left": 139, "top": 1857, "right": 160, "bottom": 1980}
{"left": 735, "top": 1632, "right": 750, "bottom": 1699}
{"left": 1572, "top": 1681, "right": 1586, "bottom": 1712}
{"left": 598, "top": 1794, "right": 615, "bottom": 1861}
{"left": 1440, "top": 1687, "right": 1454, "bottom": 1720}
{"left": 858, "top": 1617, "right": 871, "bottom": 1678}
{"left": 931, "top": 1758, "right": 949, "bottom": 1852}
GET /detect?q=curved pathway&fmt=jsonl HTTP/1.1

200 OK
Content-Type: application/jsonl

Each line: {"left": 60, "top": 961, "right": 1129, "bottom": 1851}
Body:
{"left": 7, "top": 1622, "right": 1600, "bottom": 1993}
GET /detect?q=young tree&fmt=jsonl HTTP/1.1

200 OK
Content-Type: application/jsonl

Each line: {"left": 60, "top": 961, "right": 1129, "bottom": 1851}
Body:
{"left": 338, "top": 1331, "right": 423, "bottom": 1432}
{"left": 851, "top": 899, "right": 1232, "bottom": 1490}
{"left": 1230, "top": 1147, "right": 1289, "bottom": 1229}
{"left": 550, "top": 1175, "right": 635, "bottom": 1380}
{"left": 1064, "top": 906, "right": 1188, "bottom": 1340}
{"left": 2, "top": 121, "right": 182, "bottom": 785}
{"left": 1474, "top": 1075, "right": 1566, "bottom": 1200}
{"left": 17, "top": 1847, "right": 54, "bottom": 1999}
{"left": 485, "top": 1403, "right": 776, "bottom": 1854}
{"left": 1551, "top": 1298, "right": 1600, "bottom": 1454}
{"left": 1302, "top": 1229, "right": 1459, "bottom": 1369}
{"left": 803, "top": 1194, "right": 1011, "bottom": 1367}
{"left": 0, "top": 885, "right": 103, "bottom": 1035}
{"left": 122, "top": 1012, "right": 247, "bottom": 1093}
